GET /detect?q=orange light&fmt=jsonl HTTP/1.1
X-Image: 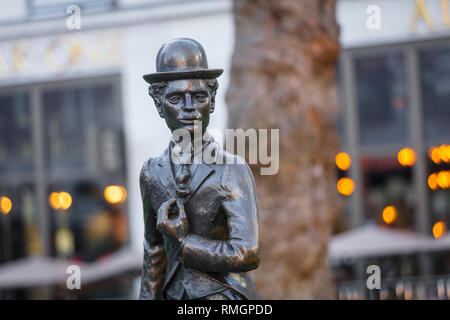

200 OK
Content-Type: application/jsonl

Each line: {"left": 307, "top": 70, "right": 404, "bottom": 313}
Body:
{"left": 428, "top": 146, "right": 435, "bottom": 158}
{"left": 335, "top": 152, "right": 351, "bottom": 171}
{"left": 59, "top": 192, "right": 72, "bottom": 210}
{"left": 397, "top": 148, "right": 416, "bottom": 166}
{"left": 433, "top": 221, "right": 447, "bottom": 239}
{"left": 382, "top": 206, "right": 397, "bottom": 224}
{"left": 428, "top": 173, "right": 438, "bottom": 190}
{"left": 430, "top": 147, "right": 441, "bottom": 164}
{"left": 438, "top": 145, "right": 449, "bottom": 163}
{"left": 437, "top": 171, "right": 450, "bottom": 189}
{"left": 104, "top": 185, "right": 127, "bottom": 204}
{"left": 337, "top": 178, "right": 354, "bottom": 196}
{"left": 446, "top": 145, "right": 450, "bottom": 162}
{"left": 49, "top": 192, "right": 61, "bottom": 210}
{"left": 49, "top": 192, "right": 72, "bottom": 211}
{"left": 0, "top": 196, "right": 12, "bottom": 215}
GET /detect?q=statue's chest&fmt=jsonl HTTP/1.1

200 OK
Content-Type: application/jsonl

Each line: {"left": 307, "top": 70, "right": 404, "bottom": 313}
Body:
{"left": 150, "top": 178, "right": 226, "bottom": 237}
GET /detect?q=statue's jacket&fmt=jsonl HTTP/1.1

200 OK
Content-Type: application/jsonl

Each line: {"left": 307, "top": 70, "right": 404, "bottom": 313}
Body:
{"left": 139, "top": 144, "right": 260, "bottom": 300}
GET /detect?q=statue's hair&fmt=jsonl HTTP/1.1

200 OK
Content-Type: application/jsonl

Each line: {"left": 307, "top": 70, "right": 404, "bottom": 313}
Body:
{"left": 205, "top": 79, "right": 219, "bottom": 111}
{"left": 148, "top": 79, "right": 219, "bottom": 113}
{"left": 148, "top": 82, "right": 167, "bottom": 107}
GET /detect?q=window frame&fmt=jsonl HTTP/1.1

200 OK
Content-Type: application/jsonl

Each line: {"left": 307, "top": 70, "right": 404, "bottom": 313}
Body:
{"left": 0, "top": 74, "right": 126, "bottom": 257}
{"left": 339, "top": 37, "right": 450, "bottom": 236}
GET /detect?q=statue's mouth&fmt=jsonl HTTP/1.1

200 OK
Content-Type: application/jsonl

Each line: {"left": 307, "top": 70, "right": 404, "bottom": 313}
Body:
{"left": 180, "top": 118, "right": 200, "bottom": 124}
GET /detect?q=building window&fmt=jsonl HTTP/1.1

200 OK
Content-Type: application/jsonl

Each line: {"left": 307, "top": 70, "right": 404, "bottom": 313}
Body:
{"left": 341, "top": 40, "right": 450, "bottom": 234}
{"left": 419, "top": 44, "right": 450, "bottom": 143}
{"left": 0, "top": 76, "right": 128, "bottom": 264}
{"left": 354, "top": 52, "right": 410, "bottom": 147}
{"left": 0, "top": 92, "right": 33, "bottom": 176}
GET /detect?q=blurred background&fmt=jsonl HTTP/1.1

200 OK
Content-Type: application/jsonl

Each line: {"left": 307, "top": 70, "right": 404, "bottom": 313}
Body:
{"left": 0, "top": 0, "right": 448, "bottom": 299}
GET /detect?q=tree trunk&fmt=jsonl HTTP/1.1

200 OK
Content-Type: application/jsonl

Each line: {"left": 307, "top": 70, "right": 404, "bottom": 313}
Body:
{"left": 226, "top": 0, "right": 341, "bottom": 299}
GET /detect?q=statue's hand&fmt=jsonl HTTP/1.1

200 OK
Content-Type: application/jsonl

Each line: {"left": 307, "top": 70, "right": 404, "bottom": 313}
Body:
{"left": 156, "top": 198, "right": 188, "bottom": 245}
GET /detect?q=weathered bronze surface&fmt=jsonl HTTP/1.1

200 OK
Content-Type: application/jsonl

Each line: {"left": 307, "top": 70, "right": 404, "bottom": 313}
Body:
{"left": 139, "top": 38, "right": 260, "bottom": 300}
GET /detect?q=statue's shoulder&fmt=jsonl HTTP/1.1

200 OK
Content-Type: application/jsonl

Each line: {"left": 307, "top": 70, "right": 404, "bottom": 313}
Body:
{"left": 139, "top": 158, "right": 152, "bottom": 183}
{"left": 216, "top": 149, "right": 254, "bottom": 179}
{"left": 218, "top": 149, "right": 244, "bottom": 165}
{"left": 215, "top": 149, "right": 258, "bottom": 200}
{"left": 140, "top": 150, "right": 167, "bottom": 182}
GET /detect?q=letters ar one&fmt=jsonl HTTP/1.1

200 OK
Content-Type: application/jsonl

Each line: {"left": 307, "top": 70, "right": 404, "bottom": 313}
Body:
{"left": 139, "top": 38, "right": 261, "bottom": 300}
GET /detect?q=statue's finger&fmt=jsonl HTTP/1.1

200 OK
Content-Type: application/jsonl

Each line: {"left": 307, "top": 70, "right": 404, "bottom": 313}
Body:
{"left": 164, "top": 198, "right": 177, "bottom": 210}
{"left": 163, "top": 198, "right": 178, "bottom": 219}
{"left": 175, "top": 198, "right": 184, "bottom": 209}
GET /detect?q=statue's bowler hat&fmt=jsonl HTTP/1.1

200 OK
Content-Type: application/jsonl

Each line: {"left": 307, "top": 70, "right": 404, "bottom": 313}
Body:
{"left": 143, "top": 38, "right": 223, "bottom": 84}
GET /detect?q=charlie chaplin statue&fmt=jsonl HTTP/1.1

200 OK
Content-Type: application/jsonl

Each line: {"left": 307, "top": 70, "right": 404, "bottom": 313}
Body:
{"left": 139, "top": 38, "right": 260, "bottom": 300}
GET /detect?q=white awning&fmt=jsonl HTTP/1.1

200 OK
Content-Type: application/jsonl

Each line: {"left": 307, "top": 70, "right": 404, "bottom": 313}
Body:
{"left": 329, "top": 224, "right": 449, "bottom": 262}
{"left": 0, "top": 248, "right": 142, "bottom": 289}
{"left": 0, "top": 256, "right": 70, "bottom": 288}
{"left": 81, "top": 248, "right": 142, "bottom": 285}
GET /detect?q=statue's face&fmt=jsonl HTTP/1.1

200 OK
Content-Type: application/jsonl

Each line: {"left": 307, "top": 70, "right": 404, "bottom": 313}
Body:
{"left": 160, "top": 79, "right": 212, "bottom": 134}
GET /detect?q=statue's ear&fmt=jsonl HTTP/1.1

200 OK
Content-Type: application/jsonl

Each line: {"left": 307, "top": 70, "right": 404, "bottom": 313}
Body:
{"left": 148, "top": 83, "right": 166, "bottom": 118}
{"left": 207, "top": 79, "right": 219, "bottom": 114}
{"left": 210, "top": 98, "right": 215, "bottom": 113}
{"left": 154, "top": 99, "right": 164, "bottom": 118}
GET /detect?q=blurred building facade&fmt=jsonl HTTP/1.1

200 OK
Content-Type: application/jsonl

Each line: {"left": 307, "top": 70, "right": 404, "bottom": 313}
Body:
{"left": 0, "top": 0, "right": 233, "bottom": 299}
{"left": 0, "top": 0, "right": 448, "bottom": 299}
{"left": 335, "top": 0, "right": 450, "bottom": 299}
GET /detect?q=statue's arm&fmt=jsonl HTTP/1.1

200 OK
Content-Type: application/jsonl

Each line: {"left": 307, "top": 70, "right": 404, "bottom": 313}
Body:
{"left": 139, "top": 161, "right": 166, "bottom": 300}
{"left": 181, "top": 163, "right": 260, "bottom": 273}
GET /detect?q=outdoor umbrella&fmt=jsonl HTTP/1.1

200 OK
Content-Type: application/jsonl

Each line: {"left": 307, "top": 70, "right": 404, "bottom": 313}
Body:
{"left": 0, "top": 248, "right": 142, "bottom": 289}
{"left": 329, "top": 224, "right": 434, "bottom": 262}
{"left": 0, "top": 255, "right": 71, "bottom": 289}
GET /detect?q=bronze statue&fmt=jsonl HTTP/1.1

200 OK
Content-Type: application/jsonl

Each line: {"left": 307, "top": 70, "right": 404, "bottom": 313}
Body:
{"left": 139, "top": 38, "right": 260, "bottom": 300}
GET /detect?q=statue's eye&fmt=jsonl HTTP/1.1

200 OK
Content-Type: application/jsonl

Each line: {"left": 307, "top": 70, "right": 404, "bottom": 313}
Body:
{"left": 194, "top": 94, "right": 207, "bottom": 102}
{"left": 168, "top": 96, "right": 181, "bottom": 104}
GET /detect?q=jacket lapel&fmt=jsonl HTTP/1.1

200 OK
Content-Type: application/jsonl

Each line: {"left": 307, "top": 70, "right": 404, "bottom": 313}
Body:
{"left": 157, "top": 146, "right": 216, "bottom": 204}
{"left": 184, "top": 164, "right": 214, "bottom": 204}
{"left": 156, "top": 148, "right": 177, "bottom": 199}
{"left": 184, "top": 138, "right": 220, "bottom": 203}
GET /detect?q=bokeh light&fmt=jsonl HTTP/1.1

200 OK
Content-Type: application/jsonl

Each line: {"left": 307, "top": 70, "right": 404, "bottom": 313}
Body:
{"left": 438, "top": 145, "right": 449, "bottom": 163}
{"left": 429, "top": 147, "right": 441, "bottom": 164}
{"left": 382, "top": 206, "right": 398, "bottom": 224}
{"left": 49, "top": 192, "right": 61, "bottom": 210}
{"left": 104, "top": 185, "right": 127, "bottom": 204}
{"left": 429, "top": 145, "right": 450, "bottom": 164}
{"left": 397, "top": 148, "right": 416, "bottom": 166}
{"left": 59, "top": 192, "right": 72, "bottom": 210}
{"left": 48, "top": 192, "right": 72, "bottom": 211}
{"left": 432, "top": 221, "right": 447, "bottom": 239}
{"left": 337, "top": 178, "right": 354, "bottom": 196}
{"left": 335, "top": 152, "right": 351, "bottom": 171}
{"left": 0, "top": 196, "right": 12, "bottom": 215}
{"left": 437, "top": 171, "right": 450, "bottom": 189}
{"left": 428, "top": 173, "right": 438, "bottom": 190}
{"left": 55, "top": 227, "right": 75, "bottom": 254}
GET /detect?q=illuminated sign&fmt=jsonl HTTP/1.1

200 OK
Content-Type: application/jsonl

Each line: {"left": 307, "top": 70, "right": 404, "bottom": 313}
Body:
{"left": 411, "top": 0, "right": 450, "bottom": 31}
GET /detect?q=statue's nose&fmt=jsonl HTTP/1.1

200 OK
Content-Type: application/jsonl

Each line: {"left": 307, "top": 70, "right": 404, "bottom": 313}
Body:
{"left": 183, "top": 93, "right": 195, "bottom": 111}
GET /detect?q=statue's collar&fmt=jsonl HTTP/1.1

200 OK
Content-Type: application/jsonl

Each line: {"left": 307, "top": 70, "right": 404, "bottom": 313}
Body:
{"left": 163, "top": 131, "right": 219, "bottom": 166}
